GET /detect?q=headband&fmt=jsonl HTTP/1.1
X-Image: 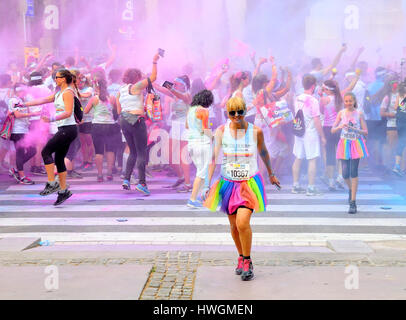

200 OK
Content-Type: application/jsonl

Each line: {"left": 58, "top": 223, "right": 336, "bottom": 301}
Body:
{"left": 30, "top": 75, "right": 42, "bottom": 81}
{"left": 376, "top": 70, "right": 386, "bottom": 76}
{"left": 322, "top": 83, "right": 335, "bottom": 91}
{"left": 345, "top": 72, "right": 356, "bottom": 78}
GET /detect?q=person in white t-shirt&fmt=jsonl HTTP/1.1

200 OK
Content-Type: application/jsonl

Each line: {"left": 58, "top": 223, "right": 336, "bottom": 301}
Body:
{"left": 292, "top": 74, "right": 326, "bottom": 195}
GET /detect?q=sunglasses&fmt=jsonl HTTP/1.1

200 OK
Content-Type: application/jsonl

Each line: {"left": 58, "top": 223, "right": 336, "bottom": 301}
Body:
{"left": 55, "top": 76, "right": 65, "bottom": 79}
{"left": 228, "top": 109, "right": 245, "bottom": 117}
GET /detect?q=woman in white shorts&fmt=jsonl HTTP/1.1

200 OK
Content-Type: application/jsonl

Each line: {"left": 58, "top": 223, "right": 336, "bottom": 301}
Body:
{"left": 185, "top": 89, "right": 214, "bottom": 208}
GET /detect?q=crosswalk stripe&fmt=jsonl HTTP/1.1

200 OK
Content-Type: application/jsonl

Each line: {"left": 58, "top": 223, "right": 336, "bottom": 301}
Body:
{"left": 1, "top": 217, "right": 406, "bottom": 227}
{"left": 5, "top": 183, "right": 394, "bottom": 191}
{"left": 0, "top": 193, "right": 402, "bottom": 201}
{"left": 1, "top": 204, "right": 406, "bottom": 213}
{"left": 0, "top": 232, "right": 405, "bottom": 244}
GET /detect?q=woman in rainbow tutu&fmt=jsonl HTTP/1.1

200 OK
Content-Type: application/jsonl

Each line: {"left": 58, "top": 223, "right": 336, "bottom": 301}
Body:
{"left": 203, "top": 96, "right": 280, "bottom": 281}
{"left": 332, "top": 92, "right": 369, "bottom": 214}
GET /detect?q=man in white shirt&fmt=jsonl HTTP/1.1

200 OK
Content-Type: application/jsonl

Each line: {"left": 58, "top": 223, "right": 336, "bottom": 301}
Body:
{"left": 292, "top": 74, "right": 326, "bottom": 196}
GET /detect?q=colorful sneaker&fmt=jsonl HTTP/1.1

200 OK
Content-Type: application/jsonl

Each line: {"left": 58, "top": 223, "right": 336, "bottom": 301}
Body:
{"left": 291, "top": 185, "right": 306, "bottom": 194}
{"left": 54, "top": 189, "right": 73, "bottom": 206}
{"left": 122, "top": 179, "right": 131, "bottom": 190}
{"left": 187, "top": 199, "right": 203, "bottom": 209}
{"left": 135, "top": 183, "right": 150, "bottom": 196}
{"left": 393, "top": 166, "right": 404, "bottom": 177}
{"left": 306, "top": 187, "right": 322, "bottom": 196}
{"left": 40, "top": 181, "right": 60, "bottom": 196}
{"left": 68, "top": 170, "right": 83, "bottom": 179}
{"left": 177, "top": 183, "right": 193, "bottom": 193}
{"left": 164, "top": 178, "right": 185, "bottom": 189}
{"left": 235, "top": 256, "right": 244, "bottom": 275}
{"left": 9, "top": 168, "right": 20, "bottom": 183}
{"left": 19, "top": 177, "right": 35, "bottom": 185}
{"left": 241, "top": 258, "right": 254, "bottom": 281}
{"left": 97, "top": 175, "right": 104, "bottom": 183}
{"left": 82, "top": 162, "right": 93, "bottom": 171}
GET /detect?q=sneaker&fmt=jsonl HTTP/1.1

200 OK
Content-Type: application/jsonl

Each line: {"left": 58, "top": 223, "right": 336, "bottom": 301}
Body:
{"left": 291, "top": 185, "right": 306, "bottom": 194}
{"left": 19, "top": 177, "right": 35, "bottom": 185}
{"left": 31, "top": 166, "right": 46, "bottom": 176}
{"left": 241, "top": 259, "right": 254, "bottom": 281}
{"left": 177, "top": 183, "right": 193, "bottom": 193}
{"left": 122, "top": 179, "right": 131, "bottom": 190}
{"left": 82, "top": 162, "right": 93, "bottom": 171}
{"left": 335, "top": 179, "right": 345, "bottom": 190}
{"left": 97, "top": 175, "right": 104, "bottom": 183}
{"left": 187, "top": 199, "right": 203, "bottom": 209}
{"left": 235, "top": 256, "right": 244, "bottom": 275}
{"left": 54, "top": 189, "right": 73, "bottom": 206}
{"left": 328, "top": 184, "right": 337, "bottom": 192}
{"left": 106, "top": 175, "right": 113, "bottom": 181}
{"left": 306, "top": 187, "right": 322, "bottom": 196}
{"left": 348, "top": 200, "right": 357, "bottom": 214}
{"left": 9, "top": 168, "right": 20, "bottom": 183}
{"left": 40, "top": 181, "right": 60, "bottom": 196}
{"left": 135, "top": 183, "right": 150, "bottom": 196}
{"left": 392, "top": 166, "right": 404, "bottom": 177}
{"left": 67, "top": 170, "right": 83, "bottom": 179}
{"left": 164, "top": 178, "right": 185, "bottom": 189}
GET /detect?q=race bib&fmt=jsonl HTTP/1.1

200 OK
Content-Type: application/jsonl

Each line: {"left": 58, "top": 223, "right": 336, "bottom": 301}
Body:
{"left": 225, "top": 163, "right": 250, "bottom": 181}
{"left": 342, "top": 131, "right": 357, "bottom": 140}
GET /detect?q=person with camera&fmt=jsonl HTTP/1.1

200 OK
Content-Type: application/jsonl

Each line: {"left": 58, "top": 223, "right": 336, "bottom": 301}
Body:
{"left": 203, "top": 96, "right": 280, "bottom": 281}
{"left": 116, "top": 52, "right": 160, "bottom": 195}
{"left": 21, "top": 69, "right": 80, "bottom": 206}
{"left": 332, "top": 92, "right": 369, "bottom": 214}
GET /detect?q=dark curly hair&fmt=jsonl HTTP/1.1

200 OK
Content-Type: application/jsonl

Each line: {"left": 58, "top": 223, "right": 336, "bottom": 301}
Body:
{"left": 122, "top": 68, "right": 142, "bottom": 84}
{"left": 191, "top": 89, "right": 214, "bottom": 108}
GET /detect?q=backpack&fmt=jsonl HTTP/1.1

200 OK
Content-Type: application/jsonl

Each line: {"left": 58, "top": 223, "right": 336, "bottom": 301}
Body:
{"left": 292, "top": 108, "right": 305, "bottom": 137}
{"left": 0, "top": 113, "right": 14, "bottom": 140}
{"left": 145, "top": 78, "right": 162, "bottom": 122}
{"left": 73, "top": 96, "right": 83, "bottom": 124}
{"left": 396, "top": 96, "right": 406, "bottom": 130}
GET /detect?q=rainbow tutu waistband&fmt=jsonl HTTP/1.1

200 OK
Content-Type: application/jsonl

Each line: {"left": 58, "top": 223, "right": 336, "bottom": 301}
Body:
{"left": 336, "top": 137, "right": 369, "bottom": 160}
{"left": 203, "top": 173, "right": 267, "bottom": 215}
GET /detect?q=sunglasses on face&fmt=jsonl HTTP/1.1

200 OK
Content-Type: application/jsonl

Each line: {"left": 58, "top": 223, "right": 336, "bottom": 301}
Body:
{"left": 55, "top": 76, "right": 65, "bottom": 79}
{"left": 229, "top": 109, "right": 245, "bottom": 117}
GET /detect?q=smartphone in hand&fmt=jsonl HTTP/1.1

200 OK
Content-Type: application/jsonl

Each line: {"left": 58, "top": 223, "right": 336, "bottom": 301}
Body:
{"left": 158, "top": 48, "right": 165, "bottom": 58}
{"left": 162, "top": 81, "right": 173, "bottom": 89}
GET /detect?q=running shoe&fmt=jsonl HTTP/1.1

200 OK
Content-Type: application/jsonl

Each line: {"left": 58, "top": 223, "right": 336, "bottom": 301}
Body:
{"left": 135, "top": 183, "right": 150, "bottom": 196}
{"left": 187, "top": 199, "right": 203, "bottom": 209}
{"left": 122, "top": 179, "right": 131, "bottom": 190}
{"left": 67, "top": 170, "right": 83, "bottom": 179}
{"left": 177, "top": 183, "right": 193, "bottom": 193}
{"left": 291, "top": 186, "right": 306, "bottom": 194}
{"left": 348, "top": 200, "right": 357, "bottom": 214}
{"left": 82, "top": 162, "right": 93, "bottom": 171}
{"left": 241, "top": 259, "right": 254, "bottom": 281}
{"left": 97, "top": 175, "right": 104, "bottom": 183}
{"left": 392, "top": 166, "right": 404, "bottom": 177}
{"left": 9, "top": 168, "right": 20, "bottom": 183}
{"left": 19, "top": 177, "right": 35, "bottom": 185}
{"left": 235, "top": 256, "right": 244, "bottom": 275}
{"left": 328, "top": 184, "right": 337, "bottom": 192}
{"left": 164, "top": 178, "right": 185, "bottom": 189}
{"left": 106, "top": 175, "right": 113, "bottom": 181}
{"left": 306, "top": 187, "right": 323, "bottom": 196}
{"left": 54, "top": 189, "right": 73, "bottom": 206}
{"left": 335, "top": 179, "right": 345, "bottom": 190}
{"left": 40, "top": 181, "right": 60, "bottom": 196}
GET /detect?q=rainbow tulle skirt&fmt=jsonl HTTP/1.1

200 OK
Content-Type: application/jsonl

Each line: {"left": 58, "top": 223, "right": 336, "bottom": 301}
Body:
{"left": 203, "top": 173, "right": 267, "bottom": 215}
{"left": 336, "top": 137, "right": 369, "bottom": 160}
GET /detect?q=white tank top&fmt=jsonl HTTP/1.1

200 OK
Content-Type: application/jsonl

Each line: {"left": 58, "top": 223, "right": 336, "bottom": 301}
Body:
{"left": 118, "top": 84, "right": 144, "bottom": 114}
{"left": 221, "top": 122, "right": 258, "bottom": 181}
{"left": 92, "top": 98, "right": 115, "bottom": 124}
{"left": 54, "top": 87, "right": 77, "bottom": 127}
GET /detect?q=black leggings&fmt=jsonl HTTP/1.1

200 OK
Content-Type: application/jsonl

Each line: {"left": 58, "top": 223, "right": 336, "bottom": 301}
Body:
{"left": 323, "top": 126, "right": 340, "bottom": 166}
{"left": 91, "top": 123, "right": 116, "bottom": 155}
{"left": 121, "top": 117, "right": 147, "bottom": 185}
{"left": 341, "top": 158, "right": 360, "bottom": 180}
{"left": 10, "top": 134, "right": 36, "bottom": 172}
{"left": 42, "top": 125, "right": 78, "bottom": 173}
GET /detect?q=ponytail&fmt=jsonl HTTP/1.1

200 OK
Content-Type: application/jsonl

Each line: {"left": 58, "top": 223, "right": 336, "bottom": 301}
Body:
{"left": 97, "top": 79, "right": 108, "bottom": 102}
